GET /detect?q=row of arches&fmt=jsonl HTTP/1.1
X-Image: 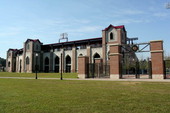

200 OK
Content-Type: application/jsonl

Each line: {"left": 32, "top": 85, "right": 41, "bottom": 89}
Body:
{"left": 44, "top": 55, "right": 71, "bottom": 73}
{"left": 12, "top": 53, "right": 101, "bottom": 72}
{"left": 44, "top": 53, "right": 101, "bottom": 72}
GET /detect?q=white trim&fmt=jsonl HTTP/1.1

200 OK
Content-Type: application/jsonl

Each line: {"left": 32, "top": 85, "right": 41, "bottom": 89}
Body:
{"left": 110, "top": 74, "right": 120, "bottom": 79}
{"left": 150, "top": 50, "right": 164, "bottom": 53}
{"left": 150, "top": 40, "right": 163, "bottom": 43}
{"left": 78, "top": 74, "right": 87, "bottom": 79}
{"left": 152, "top": 74, "right": 164, "bottom": 79}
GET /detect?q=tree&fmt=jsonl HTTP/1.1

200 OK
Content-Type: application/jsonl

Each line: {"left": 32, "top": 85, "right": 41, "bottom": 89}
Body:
{"left": 0, "top": 57, "right": 6, "bottom": 67}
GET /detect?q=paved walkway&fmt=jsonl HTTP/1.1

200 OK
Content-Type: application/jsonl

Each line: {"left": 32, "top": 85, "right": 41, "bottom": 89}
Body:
{"left": 0, "top": 77, "right": 170, "bottom": 82}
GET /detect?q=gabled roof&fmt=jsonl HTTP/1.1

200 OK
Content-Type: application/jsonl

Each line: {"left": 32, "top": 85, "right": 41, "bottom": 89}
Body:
{"left": 25, "top": 39, "right": 42, "bottom": 44}
{"left": 8, "top": 49, "right": 18, "bottom": 52}
{"left": 102, "top": 24, "right": 126, "bottom": 31}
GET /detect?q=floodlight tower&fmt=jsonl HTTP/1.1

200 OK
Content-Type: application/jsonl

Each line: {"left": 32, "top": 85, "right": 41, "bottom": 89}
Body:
{"left": 59, "top": 33, "right": 68, "bottom": 43}
{"left": 165, "top": 2, "right": 170, "bottom": 9}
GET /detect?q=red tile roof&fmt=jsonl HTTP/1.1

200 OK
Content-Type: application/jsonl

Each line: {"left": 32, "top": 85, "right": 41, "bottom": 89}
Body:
{"left": 25, "top": 39, "right": 42, "bottom": 43}
{"left": 102, "top": 24, "right": 125, "bottom": 31}
{"left": 8, "top": 49, "right": 18, "bottom": 51}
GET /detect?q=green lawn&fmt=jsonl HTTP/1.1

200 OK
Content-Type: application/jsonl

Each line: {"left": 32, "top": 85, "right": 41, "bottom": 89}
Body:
{"left": 0, "top": 79, "right": 170, "bottom": 113}
{"left": 0, "top": 72, "right": 78, "bottom": 78}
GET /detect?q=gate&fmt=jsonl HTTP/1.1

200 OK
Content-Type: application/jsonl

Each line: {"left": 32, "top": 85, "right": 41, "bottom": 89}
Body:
{"left": 120, "top": 39, "right": 153, "bottom": 79}
{"left": 121, "top": 58, "right": 152, "bottom": 79}
{"left": 87, "top": 63, "right": 110, "bottom": 78}
{"left": 164, "top": 60, "right": 170, "bottom": 79}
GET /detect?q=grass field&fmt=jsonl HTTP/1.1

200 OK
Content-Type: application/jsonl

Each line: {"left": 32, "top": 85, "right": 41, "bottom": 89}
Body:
{"left": 0, "top": 72, "right": 78, "bottom": 78}
{"left": 0, "top": 79, "right": 170, "bottom": 113}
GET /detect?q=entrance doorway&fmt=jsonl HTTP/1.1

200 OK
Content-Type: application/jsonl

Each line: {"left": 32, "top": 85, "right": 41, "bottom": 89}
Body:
{"left": 121, "top": 42, "right": 152, "bottom": 79}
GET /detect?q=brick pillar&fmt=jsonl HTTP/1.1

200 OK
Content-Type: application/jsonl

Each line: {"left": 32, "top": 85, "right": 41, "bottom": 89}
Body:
{"left": 109, "top": 44, "right": 122, "bottom": 79}
{"left": 150, "top": 40, "right": 164, "bottom": 79}
{"left": 78, "top": 56, "right": 89, "bottom": 79}
{"left": 102, "top": 30, "right": 106, "bottom": 64}
{"left": 94, "top": 58, "right": 103, "bottom": 64}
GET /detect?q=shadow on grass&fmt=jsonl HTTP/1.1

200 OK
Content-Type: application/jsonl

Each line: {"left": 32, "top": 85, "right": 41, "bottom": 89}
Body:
{"left": 0, "top": 72, "right": 78, "bottom": 78}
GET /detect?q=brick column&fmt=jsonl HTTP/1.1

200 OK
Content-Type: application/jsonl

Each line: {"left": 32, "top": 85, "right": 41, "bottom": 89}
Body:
{"left": 78, "top": 56, "right": 89, "bottom": 79}
{"left": 94, "top": 58, "right": 103, "bottom": 64}
{"left": 102, "top": 30, "right": 106, "bottom": 64}
{"left": 109, "top": 44, "right": 122, "bottom": 79}
{"left": 150, "top": 40, "right": 164, "bottom": 79}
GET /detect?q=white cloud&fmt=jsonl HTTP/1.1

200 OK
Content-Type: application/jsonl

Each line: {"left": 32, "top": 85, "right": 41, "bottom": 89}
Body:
{"left": 0, "top": 27, "right": 23, "bottom": 37}
{"left": 108, "top": 9, "right": 145, "bottom": 18}
{"left": 70, "top": 19, "right": 91, "bottom": 24}
{"left": 112, "top": 18, "right": 150, "bottom": 25}
{"left": 67, "top": 26, "right": 103, "bottom": 33}
{"left": 39, "top": 18, "right": 91, "bottom": 27}
{"left": 153, "top": 12, "right": 169, "bottom": 17}
{"left": 122, "top": 10, "right": 144, "bottom": 15}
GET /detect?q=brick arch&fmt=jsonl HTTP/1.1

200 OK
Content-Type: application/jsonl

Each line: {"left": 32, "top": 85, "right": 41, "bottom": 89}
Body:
{"left": 93, "top": 52, "right": 101, "bottom": 63}
{"left": 93, "top": 52, "right": 100, "bottom": 58}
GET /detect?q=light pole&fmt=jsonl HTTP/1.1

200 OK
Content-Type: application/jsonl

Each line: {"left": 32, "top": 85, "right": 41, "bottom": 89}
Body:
{"left": 35, "top": 53, "right": 38, "bottom": 79}
{"left": 60, "top": 53, "right": 63, "bottom": 80}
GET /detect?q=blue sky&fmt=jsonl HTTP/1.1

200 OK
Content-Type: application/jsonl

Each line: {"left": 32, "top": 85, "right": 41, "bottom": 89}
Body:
{"left": 0, "top": 0, "right": 170, "bottom": 59}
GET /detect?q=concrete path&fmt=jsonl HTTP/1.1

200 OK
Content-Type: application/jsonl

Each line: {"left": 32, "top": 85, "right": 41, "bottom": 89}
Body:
{"left": 0, "top": 77, "right": 170, "bottom": 82}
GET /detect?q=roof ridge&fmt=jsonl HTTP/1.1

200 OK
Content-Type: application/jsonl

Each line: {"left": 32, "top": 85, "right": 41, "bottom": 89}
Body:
{"left": 44, "top": 37, "right": 102, "bottom": 46}
{"left": 103, "top": 24, "right": 125, "bottom": 31}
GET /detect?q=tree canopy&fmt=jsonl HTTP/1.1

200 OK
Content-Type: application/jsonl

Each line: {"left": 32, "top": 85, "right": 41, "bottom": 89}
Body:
{"left": 0, "top": 57, "right": 6, "bottom": 67}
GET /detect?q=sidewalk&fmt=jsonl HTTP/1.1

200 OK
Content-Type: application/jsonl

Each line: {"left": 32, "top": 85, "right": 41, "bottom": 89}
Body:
{"left": 0, "top": 77, "right": 170, "bottom": 82}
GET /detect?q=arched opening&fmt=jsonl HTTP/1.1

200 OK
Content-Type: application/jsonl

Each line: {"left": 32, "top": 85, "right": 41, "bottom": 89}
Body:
{"left": 27, "top": 44, "right": 30, "bottom": 50}
{"left": 65, "top": 55, "right": 71, "bottom": 73}
{"left": 26, "top": 57, "right": 29, "bottom": 65}
{"left": 93, "top": 53, "right": 100, "bottom": 63}
{"left": 25, "top": 57, "right": 30, "bottom": 71}
{"left": 36, "top": 45, "right": 39, "bottom": 50}
{"left": 8, "top": 62, "right": 10, "bottom": 67}
{"left": 110, "top": 32, "right": 114, "bottom": 40}
{"left": 55, "top": 56, "right": 60, "bottom": 73}
{"left": 45, "top": 57, "right": 49, "bottom": 72}
{"left": 19, "top": 60, "right": 22, "bottom": 73}
{"left": 79, "top": 53, "right": 83, "bottom": 56}
{"left": 13, "top": 61, "right": 16, "bottom": 72}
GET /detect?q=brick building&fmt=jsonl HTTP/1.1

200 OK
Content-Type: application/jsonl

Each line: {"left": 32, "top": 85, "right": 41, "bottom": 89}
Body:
{"left": 6, "top": 24, "right": 132, "bottom": 73}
